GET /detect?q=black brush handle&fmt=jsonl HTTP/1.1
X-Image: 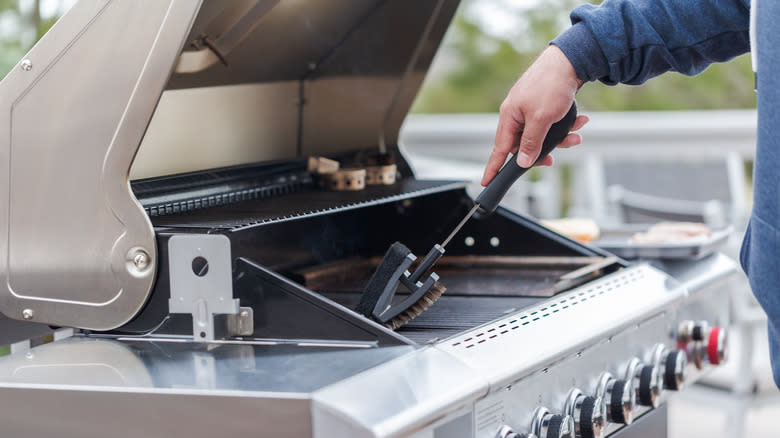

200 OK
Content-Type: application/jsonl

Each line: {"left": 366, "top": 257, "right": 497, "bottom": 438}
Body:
{"left": 475, "top": 101, "right": 578, "bottom": 215}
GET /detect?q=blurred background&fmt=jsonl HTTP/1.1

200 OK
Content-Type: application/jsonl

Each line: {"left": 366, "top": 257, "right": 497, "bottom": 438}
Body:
{"left": 0, "top": 0, "right": 757, "bottom": 111}
{"left": 0, "top": 1, "right": 774, "bottom": 437}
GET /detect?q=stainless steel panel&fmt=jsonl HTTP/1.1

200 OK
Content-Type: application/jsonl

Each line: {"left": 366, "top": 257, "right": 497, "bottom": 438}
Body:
{"left": 0, "top": 386, "right": 311, "bottom": 438}
{"left": 471, "top": 313, "right": 677, "bottom": 438}
{"left": 655, "top": 253, "right": 737, "bottom": 297}
{"left": 302, "top": 75, "right": 426, "bottom": 156}
{"left": 0, "top": 0, "right": 202, "bottom": 329}
{"left": 166, "top": 0, "right": 457, "bottom": 88}
{"left": 132, "top": 83, "right": 299, "bottom": 179}
{"left": 168, "top": 234, "right": 238, "bottom": 341}
{"left": 436, "top": 265, "right": 687, "bottom": 389}
{"left": 0, "top": 336, "right": 418, "bottom": 437}
{"left": 139, "top": 0, "right": 459, "bottom": 176}
{"left": 312, "top": 347, "right": 488, "bottom": 438}
{"left": 610, "top": 404, "right": 668, "bottom": 438}
{"left": 0, "top": 337, "right": 415, "bottom": 393}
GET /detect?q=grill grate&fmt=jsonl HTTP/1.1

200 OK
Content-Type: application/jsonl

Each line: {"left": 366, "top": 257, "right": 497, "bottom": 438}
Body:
{"left": 151, "top": 179, "right": 465, "bottom": 230}
{"left": 322, "top": 292, "right": 545, "bottom": 343}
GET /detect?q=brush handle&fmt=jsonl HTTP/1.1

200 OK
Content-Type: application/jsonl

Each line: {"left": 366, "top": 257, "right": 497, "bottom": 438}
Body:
{"left": 475, "top": 101, "right": 578, "bottom": 216}
{"left": 407, "top": 244, "right": 445, "bottom": 284}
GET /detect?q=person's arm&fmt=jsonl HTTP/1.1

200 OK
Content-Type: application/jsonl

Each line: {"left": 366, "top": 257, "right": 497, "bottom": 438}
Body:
{"left": 482, "top": 0, "right": 750, "bottom": 186}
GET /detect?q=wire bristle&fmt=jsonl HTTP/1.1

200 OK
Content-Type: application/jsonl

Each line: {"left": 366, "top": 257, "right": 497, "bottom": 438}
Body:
{"left": 384, "top": 282, "right": 446, "bottom": 331}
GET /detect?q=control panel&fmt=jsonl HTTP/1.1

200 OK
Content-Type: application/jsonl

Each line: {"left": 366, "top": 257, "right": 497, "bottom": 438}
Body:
{"left": 479, "top": 317, "right": 727, "bottom": 438}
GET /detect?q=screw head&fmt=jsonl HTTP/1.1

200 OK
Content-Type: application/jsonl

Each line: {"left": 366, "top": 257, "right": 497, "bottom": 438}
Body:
{"left": 130, "top": 248, "right": 152, "bottom": 271}
{"left": 20, "top": 59, "right": 32, "bottom": 71}
{"left": 22, "top": 309, "right": 34, "bottom": 320}
{"left": 133, "top": 251, "right": 150, "bottom": 270}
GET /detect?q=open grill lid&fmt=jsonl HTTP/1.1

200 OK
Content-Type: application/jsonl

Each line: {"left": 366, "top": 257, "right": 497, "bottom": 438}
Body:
{"left": 0, "top": 0, "right": 457, "bottom": 331}
{"left": 133, "top": 0, "right": 460, "bottom": 179}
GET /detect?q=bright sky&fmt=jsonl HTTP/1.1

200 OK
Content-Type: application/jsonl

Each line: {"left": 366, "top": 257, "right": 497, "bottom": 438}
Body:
{"left": 468, "top": 0, "right": 541, "bottom": 39}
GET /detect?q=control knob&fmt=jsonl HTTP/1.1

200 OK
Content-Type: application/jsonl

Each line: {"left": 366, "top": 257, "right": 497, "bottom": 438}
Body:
{"left": 683, "top": 324, "right": 727, "bottom": 369}
{"left": 564, "top": 389, "right": 605, "bottom": 438}
{"left": 532, "top": 407, "right": 575, "bottom": 438}
{"left": 662, "top": 349, "right": 687, "bottom": 390}
{"left": 597, "top": 373, "right": 635, "bottom": 425}
{"left": 626, "top": 358, "right": 661, "bottom": 408}
{"left": 678, "top": 320, "right": 709, "bottom": 344}
{"left": 707, "top": 326, "right": 727, "bottom": 366}
{"left": 496, "top": 425, "right": 536, "bottom": 438}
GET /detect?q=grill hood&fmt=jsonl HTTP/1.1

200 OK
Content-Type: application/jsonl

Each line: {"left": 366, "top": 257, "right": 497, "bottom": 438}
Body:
{"left": 132, "top": 0, "right": 460, "bottom": 179}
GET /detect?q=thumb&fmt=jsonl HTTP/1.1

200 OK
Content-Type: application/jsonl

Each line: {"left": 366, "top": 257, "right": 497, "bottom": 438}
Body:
{"left": 515, "top": 120, "right": 551, "bottom": 168}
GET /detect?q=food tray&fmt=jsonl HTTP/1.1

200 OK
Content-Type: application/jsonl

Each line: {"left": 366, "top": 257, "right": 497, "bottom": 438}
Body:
{"left": 594, "top": 225, "right": 732, "bottom": 260}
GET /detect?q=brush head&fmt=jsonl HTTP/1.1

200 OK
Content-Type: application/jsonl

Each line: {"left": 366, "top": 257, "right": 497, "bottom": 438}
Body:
{"left": 383, "top": 281, "right": 446, "bottom": 331}
{"left": 356, "top": 242, "right": 412, "bottom": 317}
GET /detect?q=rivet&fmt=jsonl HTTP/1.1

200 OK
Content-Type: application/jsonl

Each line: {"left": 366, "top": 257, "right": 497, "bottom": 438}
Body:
{"left": 22, "top": 309, "right": 34, "bottom": 320}
{"left": 131, "top": 249, "right": 151, "bottom": 271}
{"left": 20, "top": 59, "right": 32, "bottom": 71}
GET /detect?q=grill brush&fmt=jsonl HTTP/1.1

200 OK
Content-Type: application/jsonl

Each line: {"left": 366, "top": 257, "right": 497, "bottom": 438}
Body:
{"left": 357, "top": 102, "right": 579, "bottom": 330}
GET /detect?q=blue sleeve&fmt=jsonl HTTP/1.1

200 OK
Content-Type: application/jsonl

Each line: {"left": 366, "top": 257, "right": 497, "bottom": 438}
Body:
{"left": 552, "top": 0, "right": 751, "bottom": 85}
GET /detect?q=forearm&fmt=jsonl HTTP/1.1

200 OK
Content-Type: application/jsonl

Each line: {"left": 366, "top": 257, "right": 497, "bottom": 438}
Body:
{"left": 553, "top": 0, "right": 751, "bottom": 85}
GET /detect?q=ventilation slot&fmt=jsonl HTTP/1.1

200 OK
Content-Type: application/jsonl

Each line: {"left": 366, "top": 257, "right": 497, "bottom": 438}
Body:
{"left": 450, "top": 269, "right": 646, "bottom": 350}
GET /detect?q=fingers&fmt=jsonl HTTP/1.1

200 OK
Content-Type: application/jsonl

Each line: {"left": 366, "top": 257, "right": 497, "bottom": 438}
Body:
{"left": 571, "top": 114, "right": 589, "bottom": 131}
{"left": 557, "top": 115, "right": 589, "bottom": 149}
{"left": 515, "top": 118, "right": 552, "bottom": 168}
{"left": 482, "top": 107, "right": 523, "bottom": 186}
{"left": 557, "top": 133, "right": 582, "bottom": 149}
{"left": 482, "top": 113, "right": 587, "bottom": 185}
{"left": 537, "top": 155, "right": 554, "bottom": 166}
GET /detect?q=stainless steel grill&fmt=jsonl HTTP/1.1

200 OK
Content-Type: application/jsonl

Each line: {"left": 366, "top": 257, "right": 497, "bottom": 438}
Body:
{"left": 0, "top": 1, "right": 736, "bottom": 438}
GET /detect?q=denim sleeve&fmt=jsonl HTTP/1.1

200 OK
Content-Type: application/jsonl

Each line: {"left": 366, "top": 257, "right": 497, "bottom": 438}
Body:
{"left": 552, "top": 0, "right": 751, "bottom": 85}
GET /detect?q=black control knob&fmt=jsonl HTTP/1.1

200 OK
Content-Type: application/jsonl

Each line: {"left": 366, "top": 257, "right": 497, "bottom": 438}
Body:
{"left": 496, "top": 425, "right": 536, "bottom": 438}
{"left": 533, "top": 409, "right": 574, "bottom": 438}
{"left": 679, "top": 320, "right": 711, "bottom": 345}
{"left": 692, "top": 321, "right": 710, "bottom": 341}
{"left": 572, "top": 395, "right": 605, "bottom": 438}
{"left": 545, "top": 415, "right": 574, "bottom": 438}
{"left": 637, "top": 365, "right": 661, "bottom": 407}
{"left": 663, "top": 350, "right": 687, "bottom": 390}
{"left": 605, "top": 379, "right": 635, "bottom": 425}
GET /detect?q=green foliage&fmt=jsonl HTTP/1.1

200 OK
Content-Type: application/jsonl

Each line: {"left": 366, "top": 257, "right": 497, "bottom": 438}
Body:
{"left": 0, "top": 0, "right": 56, "bottom": 81}
{"left": 0, "top": 2, "right": 24, "bottom": 79}
{"left": 1, "top": 0, "right": 757, "bottom": 113}
{"left": 413, "top": 0, "right": 756, "bottom": 113}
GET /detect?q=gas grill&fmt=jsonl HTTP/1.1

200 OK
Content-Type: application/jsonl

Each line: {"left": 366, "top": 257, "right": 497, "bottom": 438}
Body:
{"left": 0, "top": 1, "right": 736, "bottom": 438}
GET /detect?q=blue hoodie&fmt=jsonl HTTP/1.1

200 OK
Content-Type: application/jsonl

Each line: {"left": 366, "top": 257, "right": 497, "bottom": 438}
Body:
{"left": 553, "top": 0, "right": 780, "bottom": 387}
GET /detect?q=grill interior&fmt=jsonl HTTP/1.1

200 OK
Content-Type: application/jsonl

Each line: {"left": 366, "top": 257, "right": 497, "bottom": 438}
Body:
{"left": 125, "top": 159, "right": 616, "bottom": 345}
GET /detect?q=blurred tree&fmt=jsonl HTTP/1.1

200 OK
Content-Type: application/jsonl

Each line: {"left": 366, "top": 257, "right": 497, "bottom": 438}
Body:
{"left": 1, "top": 0, "right": 757, "bottom": 112}
{"left": 413, "top": 0, "right": 756, "bottom": 113}
{"left": 0, "top": 0, "right": 61, "bottom": 81}
{"left": 0, "top": 0, "right": 26, "bottom": 78}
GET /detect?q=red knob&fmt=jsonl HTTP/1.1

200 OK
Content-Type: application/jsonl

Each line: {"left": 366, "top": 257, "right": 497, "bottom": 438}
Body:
{"left": 707, "top": 327, "right": 726, "bottom": 365}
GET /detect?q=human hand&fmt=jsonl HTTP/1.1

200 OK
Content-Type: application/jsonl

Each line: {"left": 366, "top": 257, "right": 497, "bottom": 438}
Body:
{"left": 481, "top": 45, "right": 589, "bottom": 186}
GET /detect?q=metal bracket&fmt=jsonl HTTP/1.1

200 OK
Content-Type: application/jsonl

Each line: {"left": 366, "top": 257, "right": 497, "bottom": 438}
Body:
{"left": 168, "top": 234, "right": 239, "bottom": 342}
